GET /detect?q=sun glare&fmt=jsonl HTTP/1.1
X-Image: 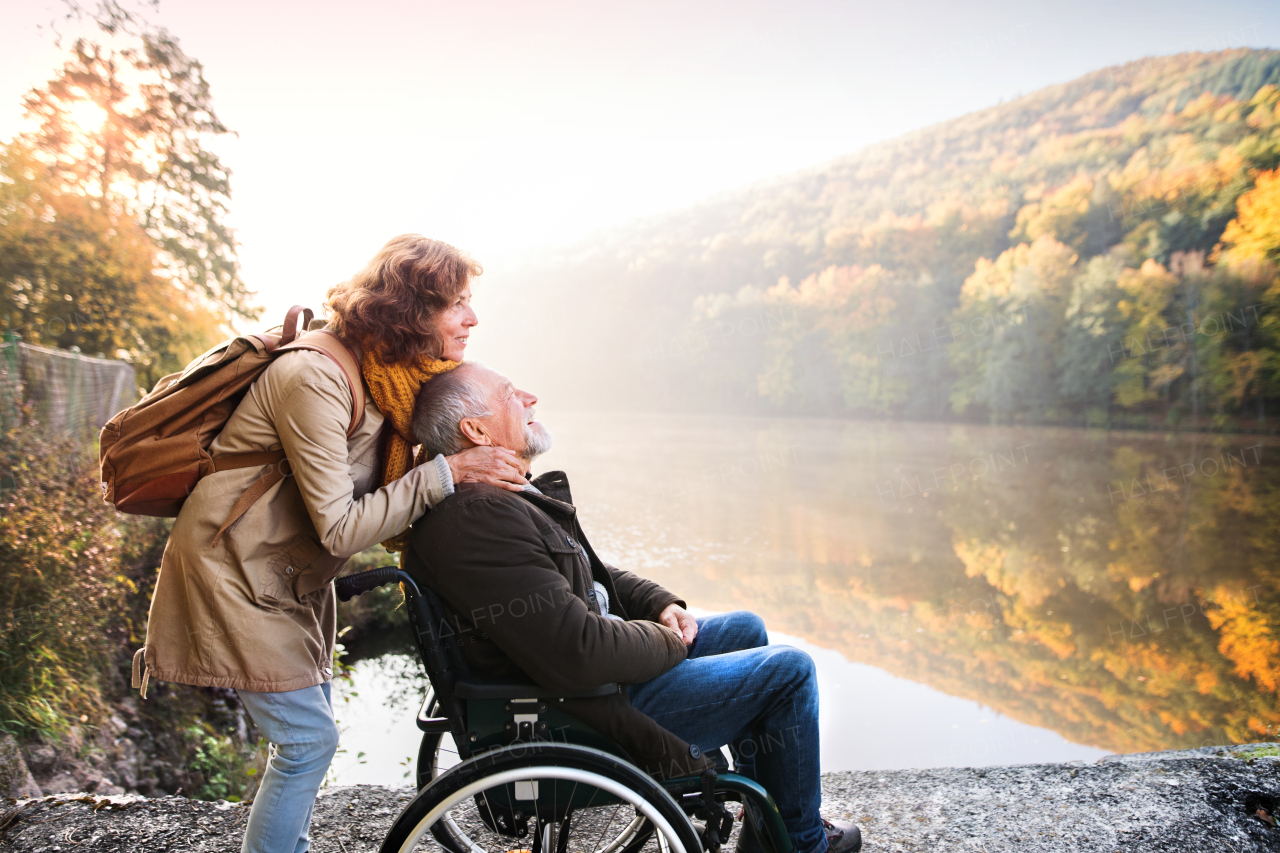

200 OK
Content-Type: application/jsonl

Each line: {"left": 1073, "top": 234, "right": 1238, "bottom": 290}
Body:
{"left": 65, "top": 99, "right": 108, "bottom": 135}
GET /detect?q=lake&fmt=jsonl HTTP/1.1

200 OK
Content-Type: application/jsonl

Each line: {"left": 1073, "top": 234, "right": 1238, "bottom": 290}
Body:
{"left": 330, "top": 412, "right": 1279, "bottom": 786}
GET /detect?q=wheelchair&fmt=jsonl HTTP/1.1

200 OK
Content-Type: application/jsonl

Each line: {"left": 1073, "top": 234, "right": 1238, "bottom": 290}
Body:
{"left": 335, "top": 567, "right": 796, "bottom": 853}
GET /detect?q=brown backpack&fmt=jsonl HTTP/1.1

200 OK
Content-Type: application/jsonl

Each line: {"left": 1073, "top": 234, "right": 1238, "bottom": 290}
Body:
{"left": 99, "top": 306, "right": 366, "bottom": 544}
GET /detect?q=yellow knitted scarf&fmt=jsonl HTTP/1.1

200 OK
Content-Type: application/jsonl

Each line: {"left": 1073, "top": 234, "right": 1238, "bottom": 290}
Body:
{"left": 361, "top": 348, "right": 459, "bottom": 551}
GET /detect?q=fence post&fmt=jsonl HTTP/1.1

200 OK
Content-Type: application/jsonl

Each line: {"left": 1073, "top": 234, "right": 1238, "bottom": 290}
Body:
{"left": 0, "top": 331, "right": 21, "bottom": 432}
{"left": 66, "top": 346, "right": 81, "bottom": 438}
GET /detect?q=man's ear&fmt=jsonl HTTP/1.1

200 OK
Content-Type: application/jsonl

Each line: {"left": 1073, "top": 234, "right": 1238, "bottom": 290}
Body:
{"left": 458, "top": 417, "right": 491, "bottom": 446}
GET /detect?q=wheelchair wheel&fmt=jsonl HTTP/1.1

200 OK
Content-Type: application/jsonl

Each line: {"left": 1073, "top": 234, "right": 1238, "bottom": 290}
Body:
{"left": 417, "top": 696, "right": 657, "bottom": 853}
{"left": 386, "top": 742, "right": 699, "bottom": 853}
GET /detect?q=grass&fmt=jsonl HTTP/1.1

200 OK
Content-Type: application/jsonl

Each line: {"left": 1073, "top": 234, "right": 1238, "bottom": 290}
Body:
{"left": 1235, "top": 745, "right": 1280, "bottom": 760}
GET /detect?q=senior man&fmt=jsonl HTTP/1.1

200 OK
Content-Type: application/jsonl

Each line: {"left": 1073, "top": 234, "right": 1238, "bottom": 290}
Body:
{"left": 402, "top": 362, "right": 861, "bottom": 853}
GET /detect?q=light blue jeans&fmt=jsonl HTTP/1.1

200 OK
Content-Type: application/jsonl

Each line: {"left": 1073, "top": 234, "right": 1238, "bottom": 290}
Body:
{"left": 628, "top": 612, "right": 827, "bottom": 853}
{"left": 236, "top": 682, "right": 339, "bottom": 853}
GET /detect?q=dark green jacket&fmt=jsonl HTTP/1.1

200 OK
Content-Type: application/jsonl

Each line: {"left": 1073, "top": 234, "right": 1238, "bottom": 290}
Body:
{"left": 403, "top": 470, "right": 712, "bottom": 778}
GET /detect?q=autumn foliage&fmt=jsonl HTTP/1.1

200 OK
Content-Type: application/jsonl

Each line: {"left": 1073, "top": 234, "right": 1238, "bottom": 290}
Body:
{"left": 1, "top": 13, "right": 252, "bottom": 388}
{"left": 508, "top": 50, "right": 1280, "bottom": 431}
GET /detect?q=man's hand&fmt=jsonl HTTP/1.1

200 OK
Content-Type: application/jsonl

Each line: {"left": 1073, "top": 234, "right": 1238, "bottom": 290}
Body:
{"left": 658, "top": 603, "right": 698, "bottom": 646}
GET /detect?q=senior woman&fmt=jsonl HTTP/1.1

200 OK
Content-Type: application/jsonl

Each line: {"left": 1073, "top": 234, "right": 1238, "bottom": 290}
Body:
{"left": 137, "top": 235, "right": 523, "bottom": 853}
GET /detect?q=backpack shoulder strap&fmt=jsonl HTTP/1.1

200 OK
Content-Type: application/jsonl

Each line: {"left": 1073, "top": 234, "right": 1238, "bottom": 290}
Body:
{"left": 278, "top": 330, "right": 366, "bottom": 438}
{"left": 210, "top": 328, "right": 367, "bottom": 547}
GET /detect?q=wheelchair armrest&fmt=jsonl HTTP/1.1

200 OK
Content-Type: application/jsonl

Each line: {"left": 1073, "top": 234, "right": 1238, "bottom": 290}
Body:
{"left": 453, "top": 674, "right": 619, "bottom": 700}
{"left": 417, "top": 690, "right": 452, "bottom": 734}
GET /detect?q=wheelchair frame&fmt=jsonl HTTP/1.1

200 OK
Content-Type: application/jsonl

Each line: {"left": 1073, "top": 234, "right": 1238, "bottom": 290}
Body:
{"left": 336, "top": 566, "right": 795, "bottom": 853}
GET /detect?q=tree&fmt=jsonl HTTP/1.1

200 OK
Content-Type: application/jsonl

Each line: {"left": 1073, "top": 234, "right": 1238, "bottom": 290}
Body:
{"left": 1221, "top": 168, "right": 1280, "bottom": 264}
{"left": 1010, "top": 175, "right": 1094, "bottom": 252}
{"left": 1, "top": 1, "right": 250, "bottom": 386}
{"left": 947, "top": 236, "right": 1078, "bottom": 421}
{"left": 0, "top": 145, "right": 224, "bottom": 388}
{"left": 1056, "top": 250, "right": 1129, "bottom": 423}
{"left": 18, "top": 1, "right": 253, "bottom": 319}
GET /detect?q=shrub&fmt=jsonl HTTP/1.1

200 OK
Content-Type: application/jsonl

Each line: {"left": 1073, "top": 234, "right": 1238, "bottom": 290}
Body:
{"left": 185, "top": 723, "right": 266, "bottom": 802}
{"left": 0, "top": 420, "right": 167, "bottom": 742}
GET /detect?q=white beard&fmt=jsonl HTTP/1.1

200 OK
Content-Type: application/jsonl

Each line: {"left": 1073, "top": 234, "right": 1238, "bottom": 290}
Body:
{"left": 521, "top": 422, "right": 555, "bottom": 461}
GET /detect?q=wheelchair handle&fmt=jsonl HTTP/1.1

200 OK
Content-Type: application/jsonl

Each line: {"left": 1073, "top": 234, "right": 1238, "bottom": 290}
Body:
{"left": 335, "top": 566, "right": 406, "bottom": 602}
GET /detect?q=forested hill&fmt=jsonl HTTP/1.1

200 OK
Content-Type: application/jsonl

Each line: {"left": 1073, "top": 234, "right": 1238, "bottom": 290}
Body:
{"left": 487, "top": 49, "right": 1280, "bottom": 429}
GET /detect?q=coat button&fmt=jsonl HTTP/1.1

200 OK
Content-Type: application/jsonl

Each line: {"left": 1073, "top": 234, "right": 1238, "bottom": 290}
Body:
{"left": 566, "top": 537, "right": 577, "bottom": 548}
{"left": 285, "top": 566, "right": 294, "bottom": 575}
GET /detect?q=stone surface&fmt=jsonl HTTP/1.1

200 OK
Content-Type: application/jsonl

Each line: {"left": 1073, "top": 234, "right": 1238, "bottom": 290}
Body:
{"left": 41, "top": 772, "right": 83, "bottom": 794}
{"left": 0, "top": 746, "right": 1276, "bottom": 851}
{"left": 820, "top": 747, "right": 1280, "bottom": 852}
{"left": 19, "top": 744, "right": 55, "bottom": 778}
{"left": 0, "top": 736, "right": 40, "bottom": 799}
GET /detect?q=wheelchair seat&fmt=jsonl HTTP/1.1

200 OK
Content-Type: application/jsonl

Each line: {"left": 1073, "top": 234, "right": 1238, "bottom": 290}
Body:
{"left": 452, "top": 673, "right": 619, "bottom": 700}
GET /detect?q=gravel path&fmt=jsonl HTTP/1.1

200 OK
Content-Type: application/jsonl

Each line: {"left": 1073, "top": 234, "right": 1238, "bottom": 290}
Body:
{"left": 819, "top": 745, "right": 1280, "bottom": 852}
{"left": 1, "top": 745, "right": 1276, "bottom": 852}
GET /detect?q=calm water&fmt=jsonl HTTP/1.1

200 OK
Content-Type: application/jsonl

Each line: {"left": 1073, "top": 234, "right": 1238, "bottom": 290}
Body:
{"left": 332, "top": 413, "right": 1279, "bottom": 785}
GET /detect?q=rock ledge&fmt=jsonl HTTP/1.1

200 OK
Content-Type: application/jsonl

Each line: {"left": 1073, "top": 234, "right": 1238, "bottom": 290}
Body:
{"left": 0, "top": 743, "right": 1277, "bottom": 852}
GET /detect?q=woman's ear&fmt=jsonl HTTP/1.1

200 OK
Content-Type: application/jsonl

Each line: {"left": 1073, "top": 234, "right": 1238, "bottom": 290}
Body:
{"left": 458, "top": 416, "right": 491, "bottom": 446}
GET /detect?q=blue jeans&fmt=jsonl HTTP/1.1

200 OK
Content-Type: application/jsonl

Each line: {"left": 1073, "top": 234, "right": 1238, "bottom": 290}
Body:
{"left": 628, "top": 612, "right": 827, "bottom": 853}
{"left": 236, "top": 682, "right": 340, "bottom": 853}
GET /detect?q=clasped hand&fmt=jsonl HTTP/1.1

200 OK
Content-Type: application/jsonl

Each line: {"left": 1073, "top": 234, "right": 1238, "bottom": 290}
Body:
{"left": 658, "top": 602, "right": 698, "bottom": 646}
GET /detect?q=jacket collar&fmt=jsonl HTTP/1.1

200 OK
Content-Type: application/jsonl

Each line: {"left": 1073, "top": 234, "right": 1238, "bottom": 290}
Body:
{"left": 529, "top": 470, "right": 573, "bottom": 502}
{"left": 519, "top": 470, "right": 576, "bottom": 519}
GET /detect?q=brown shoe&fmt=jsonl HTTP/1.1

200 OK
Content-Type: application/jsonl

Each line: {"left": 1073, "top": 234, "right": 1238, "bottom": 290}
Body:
{"left": 822, "top": 819, "right": 862, "bottom": 853}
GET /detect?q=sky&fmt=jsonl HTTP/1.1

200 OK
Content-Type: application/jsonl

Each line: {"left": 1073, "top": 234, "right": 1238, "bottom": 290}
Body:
{"left": 1, "top": 0, "right": 1278, "bottom": 332}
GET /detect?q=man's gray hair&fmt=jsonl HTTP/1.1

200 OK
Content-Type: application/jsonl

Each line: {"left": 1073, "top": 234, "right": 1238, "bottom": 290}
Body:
{"left": 412, "top": 363, "right": 493, "bottom": 458}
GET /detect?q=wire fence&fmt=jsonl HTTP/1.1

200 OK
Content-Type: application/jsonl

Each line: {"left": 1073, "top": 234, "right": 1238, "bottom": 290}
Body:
{"left": 0, "top": 335, "right": 137, "bottom": 446}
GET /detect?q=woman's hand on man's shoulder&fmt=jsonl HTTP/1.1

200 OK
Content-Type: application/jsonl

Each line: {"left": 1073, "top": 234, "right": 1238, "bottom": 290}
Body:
{"left": 445, "top": 446, "right": 528, "bottom": 492}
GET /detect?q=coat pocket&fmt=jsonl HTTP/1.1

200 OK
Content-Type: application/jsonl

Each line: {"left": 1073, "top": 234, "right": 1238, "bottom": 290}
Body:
{"left": 535, "top": 523, "right": 595, "bottom": 612}
{"left": 536, "top": 522, "right": 584, "bottom": 556}
{"left": 264, "top": 534, "right": 346, "bottom": 602}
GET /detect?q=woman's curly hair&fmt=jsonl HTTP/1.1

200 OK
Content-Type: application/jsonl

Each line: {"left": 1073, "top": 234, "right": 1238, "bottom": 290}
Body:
{"left": 325, "top": 235, "right": 482, "bottom": 364}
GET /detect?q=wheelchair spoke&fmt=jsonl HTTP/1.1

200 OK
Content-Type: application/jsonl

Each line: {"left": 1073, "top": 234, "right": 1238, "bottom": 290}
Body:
{"left": 562, "top": 781, "right": 579, "bottom": 850}
{"left": 555, "top": 809, "right": 573, "bottom": 853}
{"left": 588, "top": 804, "right": 623, "bottom": 853}
{"left": 598, "top": 815, "right": 649, "bottom": 853}
{"left": 555, "top": 782, "right": 579, "bottom": 853}
{"left": 479, "top": 789, "right": 502, "bottom": 844}
{"left": 531, "top": 818, "right": 546, "bottom": 853}
{"left": 532, "top": 785, "right": 545, "bottom": 853}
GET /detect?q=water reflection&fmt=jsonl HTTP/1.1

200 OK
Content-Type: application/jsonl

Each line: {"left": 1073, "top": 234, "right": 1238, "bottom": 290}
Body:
{"left": 330, "top": 642, "right": 422, "bottom": 787}
{"left": 533, "top": 412, "right": 1279, "bottom": 756}
{"left": 336, "top": 413, "right": 1278, "bottom": 782}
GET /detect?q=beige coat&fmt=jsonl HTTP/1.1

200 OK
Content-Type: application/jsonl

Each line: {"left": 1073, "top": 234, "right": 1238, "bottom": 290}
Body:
{"left": 140, "top": 348, "right": 451, "bottom": 693}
